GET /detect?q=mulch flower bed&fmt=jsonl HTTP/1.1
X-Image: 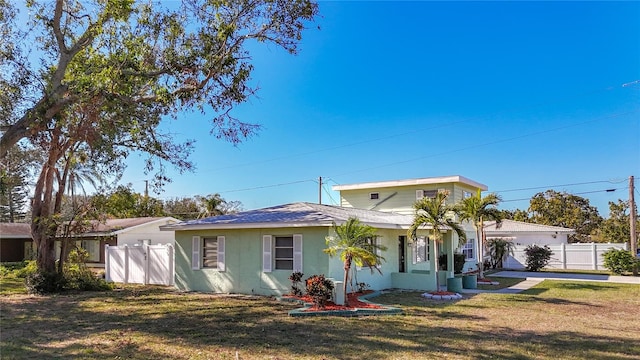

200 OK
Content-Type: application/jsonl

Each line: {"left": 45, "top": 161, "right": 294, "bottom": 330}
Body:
{"left": 284, "top": 290, "right": 382, "bottom": 311}
{"left": 283, "top": 290, "right": 403, "bottom": 317}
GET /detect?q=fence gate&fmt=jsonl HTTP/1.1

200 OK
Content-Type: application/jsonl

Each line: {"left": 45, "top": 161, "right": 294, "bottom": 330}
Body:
{"left": 105, "top": 244, "right": 174, "bottom": 286}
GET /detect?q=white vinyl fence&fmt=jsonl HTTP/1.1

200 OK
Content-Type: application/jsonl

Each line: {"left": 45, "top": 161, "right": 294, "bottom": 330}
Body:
{"left": 504, "top": 243, "right": 629, "bottom": 270}
{"left": 105, "top": 244, "right": 174, "bottom": 286}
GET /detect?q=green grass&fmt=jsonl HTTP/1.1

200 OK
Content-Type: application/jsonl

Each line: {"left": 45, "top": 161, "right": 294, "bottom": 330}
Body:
{"left": 0, "top": 275, "right": 27, "bottom": 296}
{"left": 1, "top": 280, "right": 639, "bottom": 359}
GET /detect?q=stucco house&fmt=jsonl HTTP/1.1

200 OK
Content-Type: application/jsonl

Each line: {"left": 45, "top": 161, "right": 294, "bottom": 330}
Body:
{"left": 484, "top": 219, "right": 575, "bottom": 246}
{"left": 61, "top": 217, "right": 180, "bottom": 266}
{"left": 333, "top": 175, "right": 488, "bottom": 273}
{"left": 163, "top": 175, "right": 489, "bottom": 295}
{"left": 483, "top": 219, "right": 575, "bottom": 269}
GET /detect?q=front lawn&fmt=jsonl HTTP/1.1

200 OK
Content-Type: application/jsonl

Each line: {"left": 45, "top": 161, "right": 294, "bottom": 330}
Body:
{"left": 1, "top": 281, "right": 639, "bottom": 359}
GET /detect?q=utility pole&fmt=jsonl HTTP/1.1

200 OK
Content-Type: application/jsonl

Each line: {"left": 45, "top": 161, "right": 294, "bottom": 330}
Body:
{"left": 630, "top": 175, "right": 637, "bottom": 276}
{"left": 318, "top": 176, "right": 322, "bottom": 205}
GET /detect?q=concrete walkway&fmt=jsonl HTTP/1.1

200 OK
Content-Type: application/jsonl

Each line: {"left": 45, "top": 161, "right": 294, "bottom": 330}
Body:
{"left": 460, "top": 270, "right": 640, "bottom": 295}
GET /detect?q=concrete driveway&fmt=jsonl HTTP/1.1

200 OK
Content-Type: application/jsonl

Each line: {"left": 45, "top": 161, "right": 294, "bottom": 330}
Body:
{"left": 461, "top": 270, "right": 639, "bottom": 294}
{"left": 492, "top": 270, "right": 640, "bottom": 284}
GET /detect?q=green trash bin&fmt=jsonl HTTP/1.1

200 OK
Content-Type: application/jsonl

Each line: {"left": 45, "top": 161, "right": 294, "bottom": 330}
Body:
{"left": 446, "top": 277, "right": 463, "bottom": 293}
{"left": 462, "top": 274, "right": 477, "bottom": 289}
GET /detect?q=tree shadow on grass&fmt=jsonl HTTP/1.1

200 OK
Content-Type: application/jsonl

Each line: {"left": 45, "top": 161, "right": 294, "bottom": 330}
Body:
{"left": 1, "top": 287, "right": 638, "bottom": 359}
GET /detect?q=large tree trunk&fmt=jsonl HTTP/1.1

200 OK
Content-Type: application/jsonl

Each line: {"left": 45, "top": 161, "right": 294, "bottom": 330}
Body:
{"left": 31, "top": 138, "right": 67, "bottom": 274}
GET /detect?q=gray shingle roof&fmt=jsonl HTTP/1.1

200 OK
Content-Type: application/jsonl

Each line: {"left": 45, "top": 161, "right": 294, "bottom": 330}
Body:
{"left": 162, "top": 202, "right": 416, "bottom": 230}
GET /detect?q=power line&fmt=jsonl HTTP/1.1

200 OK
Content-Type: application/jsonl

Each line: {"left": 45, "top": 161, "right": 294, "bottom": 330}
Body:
{"left": 218, "top": 179, "right": 315, "bottom": 194}
{"left": 501, "top": 187, "right": 626, "bottom": 204}
{"left": 493, "top": 179, "right": 627, "bottom": 193}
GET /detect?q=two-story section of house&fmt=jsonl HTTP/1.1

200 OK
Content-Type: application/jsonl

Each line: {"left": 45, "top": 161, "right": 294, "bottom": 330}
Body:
{"left": 333, "top": 175, "right": 488, "bottom": 275}
{"left": 333, "top": 175, "right": 488, "bottom": 215}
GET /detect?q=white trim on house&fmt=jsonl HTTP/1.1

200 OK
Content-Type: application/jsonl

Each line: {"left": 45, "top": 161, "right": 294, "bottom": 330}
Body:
{"left": 484, "top": 220, "right": 575, "bottom": 234}
{"left": 332, "top": 175, "right": 488, "bottom": 192}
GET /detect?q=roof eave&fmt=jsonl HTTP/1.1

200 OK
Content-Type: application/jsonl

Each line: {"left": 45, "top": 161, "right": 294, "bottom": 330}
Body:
{"left": 161, "top": 221, "right": 413, "bottom": 231}
{"left": 333, "top": 175, "right": 488, "bottom": 191}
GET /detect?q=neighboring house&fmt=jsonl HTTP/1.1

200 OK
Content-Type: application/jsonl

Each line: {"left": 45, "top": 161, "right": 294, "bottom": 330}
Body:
{"left": 484, "top": 219, "right": 575, "bottom": 269}
{"left": 61, "top": 217, "right": 180, "bottom": 266}
{"left": 1, "top": 217, "right": 179, "bottom": 265}
{"left": 0, "top": 223, "right": 34, "bottom": 262}
{"left": 163, "top": 175, "right": 490, "bottom": 295}
{"left": 484, "top": 219, "right": 574, "bottom": 246}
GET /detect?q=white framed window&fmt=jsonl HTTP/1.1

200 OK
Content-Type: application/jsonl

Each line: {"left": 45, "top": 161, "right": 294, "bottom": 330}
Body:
{"left": 412, "top": 236, "right": 429, "bottom": 264}
{"left": 356, "top": 237, "right": 383, "bottom": 270}
{"left": 462, "top": 238, "right": 474, "bottom": 260}
{"left": 275, "top": 236, "right": 294, "bottom": 270}
{"left": 263, "top": 234, "right": 302, "bottom": 272}
{"left": 202, "top": 237, "right": 219, "bottom": 268}
{"left": 192, "top": 236, "right": 225, "bottom": 271}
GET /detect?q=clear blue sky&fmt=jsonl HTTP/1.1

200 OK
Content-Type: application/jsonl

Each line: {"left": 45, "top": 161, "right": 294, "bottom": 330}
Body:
{"left": 121, "top": 1, "right": 640, "bottom": 217}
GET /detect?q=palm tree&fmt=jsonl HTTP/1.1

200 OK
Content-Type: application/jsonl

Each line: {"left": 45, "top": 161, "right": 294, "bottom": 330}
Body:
{"left": 408, "top": 191, "right": 466, "bottom": 291}
{"left": 456, "top": 190, "right": 502, "bottom": 279}
{"left": 197, "top": 193, "right": 226, "bottom": 218}
{"left": 324, "top": 217, "right": 387, "bottom": 306}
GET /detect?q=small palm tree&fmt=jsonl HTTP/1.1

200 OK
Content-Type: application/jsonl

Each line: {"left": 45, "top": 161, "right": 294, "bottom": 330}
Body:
{"left": 197, "top": 193, "right": 226, "bottom": 218}
{"left": 456, "top": 190, "right": 502, "bottom": 279}
{"left": 324, "top": 217, "right": 387, "bottom": 306}
{"left": 408, "top": 191, "right": 466, "bottom": 291}
{"left": 487, "top": 238, "right": 515, "bottom": 269}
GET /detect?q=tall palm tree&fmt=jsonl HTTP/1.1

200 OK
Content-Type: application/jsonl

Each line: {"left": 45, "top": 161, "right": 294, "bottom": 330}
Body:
{"left": 456, "top": 190, "right": 502, "bottom": 279}
{"left": 408, "top": 191, "right": 466, "bottom": 291}
{"left": 324, "top": 217, "right": 387, "bottom": 306}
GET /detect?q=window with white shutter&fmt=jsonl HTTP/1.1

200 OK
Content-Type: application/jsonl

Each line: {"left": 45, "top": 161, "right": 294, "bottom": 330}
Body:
{"left": 192, "top": 236, "right": 201, "bottom": 270}
{"left": 217, "top": 236, "right": 226, "bottom": 271}
{"left": 262, "top": 235, "right": 272, "bottom": 273}
{"left": 293, "top": 234, "right": 303, "bottom": 272}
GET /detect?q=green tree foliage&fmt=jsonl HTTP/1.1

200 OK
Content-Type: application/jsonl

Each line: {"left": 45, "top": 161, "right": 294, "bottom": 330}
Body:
{"left": 602, "top": 248, "right": 638, "bottom": 275}
{"left": 598, "top": 200, "right": 635, "bottom": 243}
{"left": 524, "top": 244, "right": 553, "bottom": 272}
{"left": 0, "top": 144, "right": 39, "bottom": 222}
{"left": 499, "top": 209, "right": 530, "bottom": 222}
{"left": 163, "top": 194, "right": 243, "bottom": 220}
{"left": 455, "top": 190, "right": 502, "bottom": 279}
{"left": 0, "top": 0, "right": 318, "bottom": 274}
{"left": 408, "top": 191, "right": 466, "bottom": 290}
{"left": 92, "top": 184, "right": 165, "bottom": 218}
{"left": 529, "top": 190, "right": 603, "bottom": 243}
{"left": 324, "top": 217, "right": 386, "bottom": 306}
{"left": 163, "top": 197, "right": 201, "bottom": 220}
